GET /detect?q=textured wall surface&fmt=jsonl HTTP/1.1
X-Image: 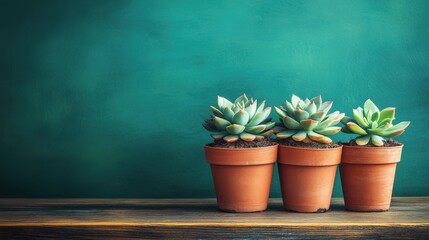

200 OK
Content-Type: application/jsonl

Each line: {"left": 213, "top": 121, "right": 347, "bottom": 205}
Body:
{"left": 0, "top": 0, "right": 428, "bottom": 197}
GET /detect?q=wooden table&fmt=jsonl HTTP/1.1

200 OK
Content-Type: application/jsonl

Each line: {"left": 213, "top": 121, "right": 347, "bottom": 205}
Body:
{"left": 0, "top": 197, "right": 428, "bottom": 239}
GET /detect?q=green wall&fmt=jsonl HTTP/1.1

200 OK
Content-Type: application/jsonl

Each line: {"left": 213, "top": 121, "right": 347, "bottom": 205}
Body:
{"left": 1, "top": 0, "right": 428, "bottom": 198}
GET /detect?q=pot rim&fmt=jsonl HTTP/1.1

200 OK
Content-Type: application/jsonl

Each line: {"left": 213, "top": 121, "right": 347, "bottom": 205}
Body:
{"left": 341, "top": 144, "right": 403, "bottom": 165}
{"left": 204, "top": 143, "right": 278, "bottom": 166}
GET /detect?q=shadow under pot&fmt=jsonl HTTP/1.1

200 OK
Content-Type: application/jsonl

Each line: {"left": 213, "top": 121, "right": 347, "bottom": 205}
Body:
{"left": 277, "top": 145, "right": 342, "bottom": 213}
{"left": 340, "top": 145, "right": 403, "bottom": 212}
{"left": 204, "top": 144, "right": 278, "bottom": 213}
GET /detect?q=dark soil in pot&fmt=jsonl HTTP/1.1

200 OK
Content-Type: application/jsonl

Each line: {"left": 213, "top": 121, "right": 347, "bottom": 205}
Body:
{"left": 341, "top": 139, "right": 402, "bottom": 147}
{"left": 207, "top": 138, "right": 276, "bottom": 148}
{"left": 275, "top": 138, "right": 340, "bottom": 148}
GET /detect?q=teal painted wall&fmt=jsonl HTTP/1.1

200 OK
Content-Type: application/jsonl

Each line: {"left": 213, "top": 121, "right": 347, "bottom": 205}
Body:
{"left": 0, "top": 0, "right": 428, "bottom": 197}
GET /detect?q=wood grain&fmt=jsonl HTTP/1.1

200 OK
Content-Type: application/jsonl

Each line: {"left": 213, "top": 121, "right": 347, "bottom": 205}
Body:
{"left": 0, "top": 198, "right": 428, "bottom": 239}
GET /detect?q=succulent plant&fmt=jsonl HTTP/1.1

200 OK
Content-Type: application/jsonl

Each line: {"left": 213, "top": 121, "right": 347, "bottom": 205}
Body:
{"left": 203, "top": 94, "right": 275, "bottom": 142}
{"left": 341, "top": 99, "right": 410, "bottom": 146}
{"left": 273, "top": 95, "right": 344, "bottom": 144}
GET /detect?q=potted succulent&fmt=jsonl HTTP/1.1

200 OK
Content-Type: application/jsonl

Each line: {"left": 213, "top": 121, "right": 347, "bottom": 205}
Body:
{"left": 340, "top": 99, "right": 410, "bottom": 211}
{"left": 273, "top": 95, "right": 343, "bottom": 213}
{"left": 203, "top": 94, "right": 278, "bottom": 213}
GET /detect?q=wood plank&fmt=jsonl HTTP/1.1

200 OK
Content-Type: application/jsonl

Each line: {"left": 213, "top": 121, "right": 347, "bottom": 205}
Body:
{"left": 0, "top": 198, "right": 428, "bottom": 239}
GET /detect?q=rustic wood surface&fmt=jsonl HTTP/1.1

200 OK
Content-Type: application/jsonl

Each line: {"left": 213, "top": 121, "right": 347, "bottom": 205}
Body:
{"left": 0, "top": 197, "right": 428, "bottom": 239}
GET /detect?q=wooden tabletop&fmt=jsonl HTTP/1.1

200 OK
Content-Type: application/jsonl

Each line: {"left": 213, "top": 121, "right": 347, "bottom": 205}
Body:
{"left": 0, "top": 197, "right": 428, "bottom": 239}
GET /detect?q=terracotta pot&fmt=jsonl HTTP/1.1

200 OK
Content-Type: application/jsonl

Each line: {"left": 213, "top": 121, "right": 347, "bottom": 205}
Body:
{"left": 277, "top": 145, "right": 342, "bottom": 213}
{"left": 340, "top": 145, "right": 403, "bottom": 212}
{"left": 204, "top": 144, "right": 278, "bottom": 213}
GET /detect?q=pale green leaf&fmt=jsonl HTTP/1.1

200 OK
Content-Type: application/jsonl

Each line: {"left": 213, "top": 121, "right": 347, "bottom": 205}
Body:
{"left": 226, "top": 124, "right": 245, "bottom": 134}
{"left": 233, "top": 110, "right": 250, "bottom": 125}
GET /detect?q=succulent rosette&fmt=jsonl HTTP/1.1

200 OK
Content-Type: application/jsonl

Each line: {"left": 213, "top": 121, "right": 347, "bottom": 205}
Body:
{"left": 341, "top": 99, "right": 410, "bottom": 146}
{"left": 274, "top": 95, "right": 344, "bottom": 144}
{"left": 203, "top": 94, "right": 275, "bottom": 142}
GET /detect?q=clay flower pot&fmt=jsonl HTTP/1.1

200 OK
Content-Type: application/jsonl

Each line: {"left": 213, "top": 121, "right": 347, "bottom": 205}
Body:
{"left": 204, "top": 144, "right": 278, "bottom": 213}
{"left": 277, "top": 145, "right": 342, "bottom": 212}
{"left": 340, "top": 145, "right": 403, "bottom": 212}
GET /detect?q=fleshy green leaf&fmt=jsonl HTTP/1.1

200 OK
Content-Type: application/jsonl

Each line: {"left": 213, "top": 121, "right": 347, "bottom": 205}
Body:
{"left": 211, "top": 132, "right": 227, "bottom": 140}
{"left": 226, "top": 124, "right": 245, "bottom": 134}
{"left": 264, "top": 121, "right": 276, "bottom": 130}
{"left": 260, "top": 130, "right": 274, "bottom": 137}
{"left": 379, "top": 108, "right": 395, "bottom": 123}
{"left": 379, "top": 121, "right": 410, "bottom": 137}
{"left": 282, "top": 116, "right": 301, "bottom": 129}
{"left": 223, "top": 135, "right": 239, "bottom": 143}
{"left": 367, "top": 123, "right": 391, "bottom": 135}
{"left": 291, "top": 94, "right": 301, "bottom": 108}
{"left": 371, "top": 111, "right": 380, "bottom": 122}
{"left": 310, "top": 111, "right": 327, "bottom": 121}
{"left": 353, "top": 108, "right": 369, "bottom": 128}
{"left": 294, "top": 108, "right": 309, "bottom": 121}
{"left": 245, "top": 124, "right": 266, "bottom": 134}
{"left": 223, "top": 107, "right": 235, "bottom": 122}
{"left": 383, "top": 129, "right": 405, "bottom": 138}
{"left": 311, "top": 95, "right": 322, "bottom": 110}
{"left": 261, "top": 117, "right": 272, "bottom": 124}
{"left": 302, "top": 137, "right": 312, "bottom": 143}
{"left": 292, "top": 131, "right": 307, "bottom": 142}
{"left": 378, "top": 117, "right": 392, "bottom": 126}
{"left": 274, "top": 106, "right": 287, "bottom": 118}
{"left": 355, "top": 135, "right": 370, "bottom": 145}
{"left": 285, "top": 101, "right": 295, "bottom": 118}
{"left": 248, "top": 107, "right": 271, "bottom": 126}
{"left": 234, "top": 94, "right": 248, "bottom": 104}
{"left": 315, "top": 113, "right": 344, "bottom": 129}
{"left": 346, "top": 122, "right": 367, "bottom": 135}
{"left": 370, "top": 121, "right": 378, "bottom": 129}
{"left": 304, "top": 102, "right": 317, "bottom": 115}
{"left": 210, "top": 106, "right": 223, "bottom": 117}
{"left": 308, "top": 131, "right": 324, "bottom": 141}
{"left": 300, "top": 119, "right": 319, "bottom": 131}
{"left": 325, "top": 111, "right": 340, "bottom": 119}
{"left": 276, "top": 130, "right": 297, "bottom": 139}
{"left": 304, "top": 98, "right": 311, "bottom": 105}
{"left": 240, "top": 132, "right": 256, "bottom": 142}
{"left": 364, "top": 99, "right": 380, "bottom": 114}
{"left": 371, "top": 135, "right": 384, "bottom": 146}
{"left": 245, "top": 100, "right": 257, "bottom": 118}
{"left": 319, "top": 101, "right": 333, "bottom": 112}
{"left": 364, "top": 109, "right": 373, "bottom": 121}
{"left": 217, "top": 96, "right": 233, "bottom": 109}
{"left": 213, "top": 116, "right": 231, "bottom": 130}
{"left": 314, "top": 126, "right": 342, "bottom": 135}
{"left": 298, "top": 100, "right": 306, "bottom": 109}
{"left": 319, "top": 136, "right": 333, "bottom": 144}
{"left": 233, "top": 110, "right": 250, "bottom": 125}
{"left": 356, "top": 107, "right": 364, "bottom": 117}
{"left": 386, "top": 121, "right": 410, "bottom": 132}
{"left": 231, "top": 105, "right": 240, "bottom": 114}
{"left": 255, "top": 100, "right": 266, "bottom": 115}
